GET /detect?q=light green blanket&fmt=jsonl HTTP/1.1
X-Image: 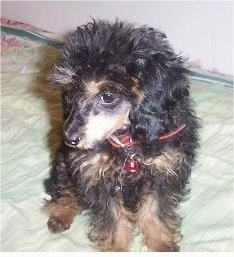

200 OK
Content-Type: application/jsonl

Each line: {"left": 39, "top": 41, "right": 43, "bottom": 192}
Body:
{"left": 1, "top": 44, "right": 233, "bottom": 252}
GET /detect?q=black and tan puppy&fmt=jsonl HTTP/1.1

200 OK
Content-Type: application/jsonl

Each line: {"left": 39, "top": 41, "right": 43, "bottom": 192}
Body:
{"left": 43, "top": 19, "right": 199, "bottom": 251}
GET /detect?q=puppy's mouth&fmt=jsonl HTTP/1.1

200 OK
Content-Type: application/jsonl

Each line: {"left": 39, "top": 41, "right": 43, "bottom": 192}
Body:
{"left": 109, "top": 126, "right": 130, "bottom": 138}
{"left": 64, "top": 125, "right": 130, "bottom": 150}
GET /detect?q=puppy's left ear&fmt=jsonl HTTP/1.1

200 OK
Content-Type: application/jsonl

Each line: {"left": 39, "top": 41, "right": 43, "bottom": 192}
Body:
{"left": 128, "top": 53, "right": 189, "bottom": 143}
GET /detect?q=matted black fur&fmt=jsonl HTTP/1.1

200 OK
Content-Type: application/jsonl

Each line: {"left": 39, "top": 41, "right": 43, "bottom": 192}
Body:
{"left": 43, "top": 19, "right": 199, "bottom": 251}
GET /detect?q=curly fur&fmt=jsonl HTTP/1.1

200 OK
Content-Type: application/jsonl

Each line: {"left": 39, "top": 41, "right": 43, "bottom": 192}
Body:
{"left": 43, "top": 19, "right": 199, "bottom": 251}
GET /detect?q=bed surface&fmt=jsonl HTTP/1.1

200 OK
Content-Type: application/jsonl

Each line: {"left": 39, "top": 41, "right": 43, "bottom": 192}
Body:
{"left": 1, "top": 19, "right": 233, "bottom": 252}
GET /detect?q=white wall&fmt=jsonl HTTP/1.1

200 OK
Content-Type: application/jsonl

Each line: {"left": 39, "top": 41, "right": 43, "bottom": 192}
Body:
{"left": 2, "top": 1, "right": 233, "bottom": 76}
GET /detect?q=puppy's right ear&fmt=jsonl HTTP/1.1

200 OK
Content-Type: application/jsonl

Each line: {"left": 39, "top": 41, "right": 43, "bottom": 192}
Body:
{"left": 48, "top": 64, "right": 75, "bottom": 90}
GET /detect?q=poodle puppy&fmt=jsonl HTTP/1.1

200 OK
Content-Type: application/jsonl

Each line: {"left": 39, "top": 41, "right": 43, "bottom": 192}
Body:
{"left": 43, "top": 19, "right": 199, "bottom": 251}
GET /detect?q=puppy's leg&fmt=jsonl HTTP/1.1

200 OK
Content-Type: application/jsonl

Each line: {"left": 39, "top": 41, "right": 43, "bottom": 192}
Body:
{"left": 44, "top": 190, "right": 82, "bottom": 234}
{"left": 89, "top": 198, "right": 133, "bottom": 251}
{"left": 137, "top": 194, "right": 180, "bottom": 251}
{"left": 43, "top": 147, "right": 82, "bottom": 233}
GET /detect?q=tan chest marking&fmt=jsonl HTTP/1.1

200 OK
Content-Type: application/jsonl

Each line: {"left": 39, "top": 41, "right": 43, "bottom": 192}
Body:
{"left": 71, "top": 152, "right": 116, "bottom": 183}
{"left": 144, "top": 149, "right": 185, "bottom": 176}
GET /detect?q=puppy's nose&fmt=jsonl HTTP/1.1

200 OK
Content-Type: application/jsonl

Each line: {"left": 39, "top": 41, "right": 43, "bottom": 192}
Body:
{"left": 64, "top": 133, "right": 80, "bottom": 147}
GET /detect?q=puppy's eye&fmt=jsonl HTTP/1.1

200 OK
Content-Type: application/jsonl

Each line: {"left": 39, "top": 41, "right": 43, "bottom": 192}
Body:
{"left": 100, "top": 93, "right": 116, "bottom": 105}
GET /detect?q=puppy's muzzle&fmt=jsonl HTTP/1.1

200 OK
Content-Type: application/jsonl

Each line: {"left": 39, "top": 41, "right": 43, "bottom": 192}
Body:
{"left": 63, "top": 115, "right": 83, "bottom": 148}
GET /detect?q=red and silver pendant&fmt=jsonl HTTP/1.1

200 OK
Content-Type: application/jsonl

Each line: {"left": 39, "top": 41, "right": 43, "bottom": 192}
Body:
{"left": 123, "top": 155, "right": 141, "bottom": 173}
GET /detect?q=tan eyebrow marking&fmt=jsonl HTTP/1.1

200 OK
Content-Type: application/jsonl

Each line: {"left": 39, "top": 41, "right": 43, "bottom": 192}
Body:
{"left": 84, "top": 80, "right": 107, "bottom": 96}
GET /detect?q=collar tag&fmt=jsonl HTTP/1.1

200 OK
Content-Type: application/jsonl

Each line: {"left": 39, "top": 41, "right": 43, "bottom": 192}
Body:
{"left": 123, "top": 156, "right": 141, "bottom": 173}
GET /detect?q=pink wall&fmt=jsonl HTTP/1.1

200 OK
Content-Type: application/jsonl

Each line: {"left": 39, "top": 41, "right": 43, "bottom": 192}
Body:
{"left": 2, "top": 1, "right": 233, "bottom": 76}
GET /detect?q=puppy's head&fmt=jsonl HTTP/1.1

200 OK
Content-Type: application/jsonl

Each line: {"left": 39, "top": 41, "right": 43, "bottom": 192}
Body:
{"left": 50, "top": 20, "right": 189, "bottom": 149}
{"left": 61, "top": 78, "right": 135, "bottom": 149}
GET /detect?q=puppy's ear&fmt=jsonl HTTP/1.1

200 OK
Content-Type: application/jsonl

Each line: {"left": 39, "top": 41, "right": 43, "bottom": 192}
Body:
{"left": 129, "top": 91, "right": 163, "bottom": 143}
{"left": 48, "top": 64, "right": 76, "bottom": 90}
{"left": 128, "top": 52, "right": 189, "bottom": 143}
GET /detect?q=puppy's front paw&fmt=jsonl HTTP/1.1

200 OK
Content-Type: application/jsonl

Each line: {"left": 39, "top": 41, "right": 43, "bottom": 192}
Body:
{"left": 47, "top": 216, "right": 71, "bottom": 234}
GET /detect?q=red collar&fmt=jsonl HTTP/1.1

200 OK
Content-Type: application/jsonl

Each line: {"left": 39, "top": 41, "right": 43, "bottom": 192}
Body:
{"left": 107, "top": 124, "right": 186, "bottom": 174}
{"left": 107, "top": 124, "right": 186, "bottom": 149}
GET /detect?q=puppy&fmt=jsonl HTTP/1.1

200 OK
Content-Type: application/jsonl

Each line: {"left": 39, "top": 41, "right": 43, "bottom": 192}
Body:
{"left": 43, "top": 19, "right": 199, "bottom": 251}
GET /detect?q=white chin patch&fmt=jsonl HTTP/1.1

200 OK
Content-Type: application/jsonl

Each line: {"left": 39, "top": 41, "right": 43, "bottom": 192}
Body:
{"left": 80, "top": 104, "right": 131, "bottom": 149}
